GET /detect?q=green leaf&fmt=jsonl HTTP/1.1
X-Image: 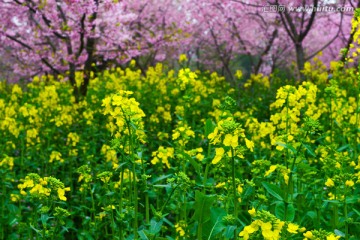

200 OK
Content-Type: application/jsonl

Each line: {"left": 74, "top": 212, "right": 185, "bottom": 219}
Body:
{"left": 205, "top": 119, "right": 215, "bottom": 137}
{"left": 138, "top": 230, "right": 149, "bottom": 240}
{"left": 276, "top": 142, "right": 297, "bottom": 154}
{"left": 306, "top": 211, "right": 317, "bottom": 220}
{"left": 205, "top": 207, "right": 227, "bottom": 239}
{"left": 40, "top": 214, "right": 51, "bottom": 226}
{"left": 346, "top": 196, "right": 359, "bottom": 204}
{"left": 323, "top": 200, "right": 340, "bottom": 204}
{"left": 8, "top": 218, "right": 18, "bottom": 226}
{"left": 207, "top": 219, "right": 224, "bottom": 240}
{"left": 30, "top": 224, "right": 42, "bottom": 235}
{"left": 153, "top": 184, "right": 171, "bottom": 188}
{"left": 352, "top": 208, "right": 360, "bottom": 217}
{"left": 337, "top": 144, "right": 350, "bottom": 152}
{"left": 223, "top": 225, "right": 237, "bottom": 239}
{"left": 262, "top": 182, "right": 284, "bottom": 201}
{"left": 275, "top": 202, "right": 295, "bottom": 221}
{"left": 149, "top": 218, "right": 163, "bottom": 235}
{"left": 334, "top": 229, "right": 345, "bottom": 237}
{"left": 210, "top": 207, "right": 227, "bottom": 223}
{"left": 243, "top": 186, "right": 255, "bottom": 199}
{"left": 302, "top": 143, "right": 316, "bottom": 157}
{"left": 151, "top": 174, "right": 173, "bottom": 184}
{"left": 180, "top": 150, "right": 201, "bottom": 173}
{"left": 192, "top": 191, "right": 216, "bottom": 224}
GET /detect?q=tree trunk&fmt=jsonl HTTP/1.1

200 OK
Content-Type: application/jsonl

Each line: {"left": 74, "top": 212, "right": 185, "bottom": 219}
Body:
{"left": 295, "top": 42, "right": 305, "bottom": 79}
{"left": 68, "top": 63, "right": 81, "bottom": 103}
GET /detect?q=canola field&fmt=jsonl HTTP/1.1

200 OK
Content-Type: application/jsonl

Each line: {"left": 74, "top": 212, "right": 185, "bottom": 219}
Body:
{"left": 1, "top": 59, "right": 360, "bottom": 239}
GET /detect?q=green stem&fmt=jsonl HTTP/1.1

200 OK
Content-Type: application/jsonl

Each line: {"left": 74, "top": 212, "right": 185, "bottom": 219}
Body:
{"left": 202, "top": 142, "right": 212, "bottom": 194}
{"left": 330, "top": 95, "right": 333, "bottom": 143}
{"left": 199, "top": 161, "right": 210, "bottom": 239}
{"left": 132, "top": 161, "right": 138, "bottom": 240}
{"left": 344, "top": 195, "right": 349, "bottom": 240}
{"left": 21, "top": 137, "right": 25, "bottom": 176}
{"left": 1, "top": 180, "right": 5, "bottom": 239}
{"left": 160, "top": 185, "right": 179, "bottom": 213}
{"left": 285, "top": 94, "right": 290, "bottom": 169}
{"left": 354, "top": 69, "right": 359, "bottom": 162}
{"left": 140, "top": 156, "right": 149, "bottom": 224}
{"left": 122, "top": 108, "right": 139, "bottom": 240}
{"left": 231, "top": 147, "right": 237, "bottom": 218}
{"left": 333, "top": 189, "right": 338, "bottom": 229}
{"left": 202, "top": 163, "right": 210, "bottom": 194}
{"left": 119, "top": 168, "right": 125, "bottom": 240}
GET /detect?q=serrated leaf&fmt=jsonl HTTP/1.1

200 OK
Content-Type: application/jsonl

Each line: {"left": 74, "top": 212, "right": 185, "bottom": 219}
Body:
{"left": 262, "top": 182, "right": 284, "bottom": 201}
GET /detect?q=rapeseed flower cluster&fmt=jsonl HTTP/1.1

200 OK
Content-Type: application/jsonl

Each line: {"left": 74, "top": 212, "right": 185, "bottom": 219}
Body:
{"left": 0, "top": 155, "right": 14, "bottom": 170}
{"left": 269, "top": 82, "right": 319, "bottom": 148}
{"left": 102, "top": 90, "right": 146, "bottom": 142}
{"left": 151, "top": 146, "right": 175, "bottom": 168}
{"left": 18, "top": 173, "right": 70, "bottom": 201}
{"left": 303, "top": 229, "right": 341, "bottom": 240}
{"left": 208, "top": 116, "right": 254, "bottom": 164}
{"left": 239, "top": 210, "right": 304, "bottom": 240}
{"left": 172, "top": 121, "right": 195, "bottom": 146}
{"left": 177, "top": 68, "right": 197, "bottom": 90}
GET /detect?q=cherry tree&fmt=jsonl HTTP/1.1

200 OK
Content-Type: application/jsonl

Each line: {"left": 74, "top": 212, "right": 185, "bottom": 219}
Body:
{"left": 183, "top": 0, "right": 285, "bottom": 80}
{"left": 183, "top": 0, "right": 354, "bottom": 78}
{"left": 269, "top": 0, "right": 354, "bottom": 72}
{"left": 0, "top": 0, "right": 187, "bottom": 100}
{"left": 0, "top": 0, "right": 356, "bottom": 91}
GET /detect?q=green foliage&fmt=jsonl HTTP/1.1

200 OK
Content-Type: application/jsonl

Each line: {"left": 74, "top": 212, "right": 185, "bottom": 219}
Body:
{"left": 1, "top": 58, "right": 360, "bottom": 240}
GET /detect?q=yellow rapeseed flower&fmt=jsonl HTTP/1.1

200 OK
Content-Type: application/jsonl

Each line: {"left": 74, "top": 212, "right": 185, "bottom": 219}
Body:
{"left": 237, "top": 184, "right": 243, "bottom": 194}
{"left": 178, "top": 54, "right": 188, "bottom": 63}
{"left": 212, "top": 148, "right": 224, "bottom": 164}
{"left": 327, "top": 234, "right": 341, "bottom": 240}
{"left": 264, "top": 165, "right": 277, "bottom": 177}
{"left": 345, "top": 180, "right": 354, "bottom": 187}
{"left": 223, "top": 134, "right": 238, "bottom": 148}
{"left": 175, "top": 223, "right": 185, "bottom": 236}
{"left": 303, "top": 231, "right": 313, "bottom": 239}
{"left": 248, "top": 207, "right": 256, "bottom": 216}
{"left": 245, "top": 138, "right": 254, "bottom": 152}
{"left": 325, "top": 178, "right": 335, "bottom": 187}
{"left": 57, "top": 187, "right": 71, "bottom": 201}
{"left": 287, "top": 223, "right": 299, "bottom": 234}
